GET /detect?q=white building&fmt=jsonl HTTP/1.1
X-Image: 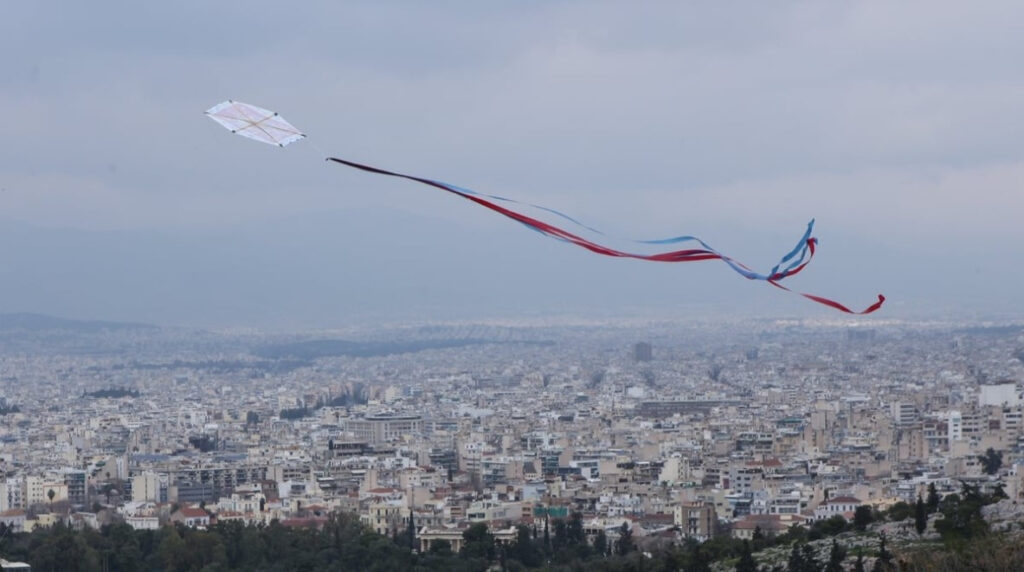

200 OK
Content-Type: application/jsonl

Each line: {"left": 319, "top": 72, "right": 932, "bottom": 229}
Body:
{"left": 813, "top": 496, "right": 861, "bottom": 521}
{"left": 948, "top": 410, "right": 963, "bottom": 445}
{"left": 345, "top": 414, "right": 423, "bottom": 445}
{"left": 979, "top": 383, "right": 1020, "bottom": 407}
{"left": 125, "top": 515, "right": 160, "bottom": 530}
{"left": 24, "top": 476, "right": 67, "bottom": 508}
{"left": 891, "top": 402, "right": 919, "bottom": 427}
{"left": 131, "top": 471, "right": 162, "bottom": 503}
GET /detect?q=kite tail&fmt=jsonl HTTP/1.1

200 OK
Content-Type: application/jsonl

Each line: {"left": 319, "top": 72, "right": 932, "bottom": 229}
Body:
{"left": 768, "top": 280, "right": 887, "bottom": 315}
{"left": 326, "top": 157, "right": 884, "bottom": 315}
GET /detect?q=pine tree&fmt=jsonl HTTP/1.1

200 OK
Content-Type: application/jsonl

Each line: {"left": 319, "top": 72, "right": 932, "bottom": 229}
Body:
{"left": 615, "top": 522, "right": 634, "bottom": 556}
{"left": 568, "top": 512, "right": 585, "bottom": 546}
{"left": 735, "top": 540, "right": 757, "bottom": 572}
{"left": 825, "top": 539, "right": 847, "bottom": 572}
{"left": 872, "top": 533, "right": 894, "bottom": 572}
{"left": 979, "top": 447, "right": 1003, "bottom": 475}
{"left": 801, "top": 543, "right": 821, "bottom": 572}
{"left": 787, "top": 543, "right": 805, "bottom": 572}
{"left": 853, "top": 505, "right": 874, "bottom": 532}
{"left": 914, "top": 494, "right": 927, "bottom": 535}
{"left": 926, "top": 482, "right": 940, "bottom": 514}
{"left": 594, "top": 530, "right": 607, "bottom": 556}
{"left": 543, "top": 516, "right": 551, "bottom": 555}
{"left": 407, "top": 510, "right": 417, "bottom": 550}
{"left": 685, "top": 546, "right": 711, "bottom": 572}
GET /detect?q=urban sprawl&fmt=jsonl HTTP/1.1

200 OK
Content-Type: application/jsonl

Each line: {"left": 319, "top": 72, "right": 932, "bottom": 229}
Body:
{"left": 1, "top": 317, "right": 1022, "bottom": 558}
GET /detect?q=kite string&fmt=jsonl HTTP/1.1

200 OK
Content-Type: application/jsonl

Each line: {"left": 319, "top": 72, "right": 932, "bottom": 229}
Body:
{"left": 307, "top": 139, "right": 329, "bottom": 159}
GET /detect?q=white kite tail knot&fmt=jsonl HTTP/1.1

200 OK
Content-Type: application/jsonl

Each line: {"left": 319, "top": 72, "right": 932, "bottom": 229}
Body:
{"left": 205, "top": 100, "right": 306, "bottom": 147}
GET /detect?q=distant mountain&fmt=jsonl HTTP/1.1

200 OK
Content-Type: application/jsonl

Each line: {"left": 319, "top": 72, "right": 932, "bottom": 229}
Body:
{"left": 253, "top": 337, "right": 554, "bottom": 360}
{"left": 0, "top": 312, "right": 157, "bottom": 333}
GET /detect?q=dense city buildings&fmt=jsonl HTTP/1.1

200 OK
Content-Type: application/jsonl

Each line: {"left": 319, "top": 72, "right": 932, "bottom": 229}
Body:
{"left": 1, "top": 314, "right": 1023, "bottom": 558}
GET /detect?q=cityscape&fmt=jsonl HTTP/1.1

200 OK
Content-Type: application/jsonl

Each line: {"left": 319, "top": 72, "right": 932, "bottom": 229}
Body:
{"left": 4, "top": 2, "right": 1024, "bottom": 569}
{"left": 1, "top": 313, "right": 1022, "bottom": 569}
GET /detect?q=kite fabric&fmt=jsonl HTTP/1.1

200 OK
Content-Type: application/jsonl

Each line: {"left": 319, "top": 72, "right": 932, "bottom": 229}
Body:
{"left": 326, "top": 157, "right": 884, "bottom": 315}
{"left": 205, "top": 100, "right": 884, "bottom": 315}
{"left": 205, "top": 101, "right": 305, "bottom": 147}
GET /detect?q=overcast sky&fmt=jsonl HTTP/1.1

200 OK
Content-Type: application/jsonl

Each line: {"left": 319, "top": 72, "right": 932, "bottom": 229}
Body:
{"left": 1, "top": 2, "right": 1023, "bottom": 328}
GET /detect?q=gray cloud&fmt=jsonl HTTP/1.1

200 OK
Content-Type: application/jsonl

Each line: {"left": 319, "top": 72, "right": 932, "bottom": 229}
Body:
{"left": 1, "top": 1, "right": 1022, "bottom": 325}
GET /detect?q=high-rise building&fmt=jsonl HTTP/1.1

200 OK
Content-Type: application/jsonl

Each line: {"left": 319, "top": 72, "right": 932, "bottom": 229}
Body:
{"left": 633, "top": 342, "right": 653, "bottom": 362}
{"left": 674, "top": 502, "right": 716, "bottom": 541}
{"left": 132, "top": 471, "right": 162, "bottom": 503}
{"left": 345, "top": 414, "right": 423, "bottom": 445}
{"left": 948, "top": 410, "right": 963, "bottom": 445}
{"left": 890, "top": 401, "right": 919, "bottom": 427}
{"left": 63, "top": 470, "right": 87, "bottom": 508}
{"left": 979, "top": 382, "right": 1020, "bottom": 407}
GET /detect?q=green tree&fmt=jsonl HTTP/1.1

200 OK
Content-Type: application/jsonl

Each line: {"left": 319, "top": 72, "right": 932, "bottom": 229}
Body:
{"left": 735, "top": 540, "right": 758, "bottom": 572}
{"left": 915, "top": 495, "right": 927, "bottom": 535}
{"left": 593, "top": 529, "right": 608, "bottom": 556}
{"left": 461, "top": 522, "right": 495, "bottom": 561}
{"left": 543, "top": 517, "right": 551, "bottom": 556}
{"left": 825, "top": 539, "right": 847, "bottom": 572}
{"left": 157, "top": 527, "right": 189, "bottom": 572}
{"left": 853, "top": 551, "right": 866, "bottom": 572}
{"left": 508, "top": 524, "right": 542, "bottom": 568}
{"left": 27, "top": 522, "right": 101, "bottom": 572}
{"left": 615, "top": 522, "right": 634, "bottom": 556}
{"left": 428, "top": 539, "right": 453, "bottom": 556}
{"left": 815, "top": 515, "right": 849, "bottom": 537}
{"left": 182, "top": 528, "right": 227, "bottom": 570}
{"left": 751, "top": 525, "right": 769, "bottom": 551}
{"left": 979, "top": 448, "right": 1003, "bottom": 475}
{"left": 886, "top": 501, "right": 912, "bottom": 522}
{"left": 926, "top": 483, "right": 940, "bottom": 514}
{"left": 800, "top": 543, "right": 821, "bottom": 572}
{"left": 685, "top": 545, "right": 711, "bottom": 572}
{"left": 786, "top": 542, "right": 805, "bottom": 572}
{"left": 934, "top": 487, "right": 990, "bottom": 541}
{"left": 993, "top": 483, "right": 1008, "bottom": 500}
{"left": 106, "top": 523, "right": 145, "bottom": 571}
{"left": 872, "top": 533, "right": 894, "bottom": 572}
{"left": 552, "top": 518, "right": 568, "bottom": 551}
{"left": 777, "top": 523, "right": 808, "bottom": 545}
{"left": 398, "top": 510, "right": 416, "bottom": 551}
{"left": 567, "top": 511, "right": 586, "bottom": 546}
{"left": 853, "top": 505, "right": 875, "bottom": 532}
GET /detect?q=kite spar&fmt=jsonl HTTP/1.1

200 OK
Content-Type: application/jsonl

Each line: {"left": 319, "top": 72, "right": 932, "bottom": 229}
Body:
{"left": 205, "top": 101, "right": 306, "bottom": 147}
{"left": 205, "top": 100, "right": 885, "bottom": 315}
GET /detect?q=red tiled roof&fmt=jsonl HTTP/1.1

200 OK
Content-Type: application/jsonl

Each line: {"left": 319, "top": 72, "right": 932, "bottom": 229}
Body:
{"left": 178, "top": 508, "right": 208, "bottom": 518}
{"left": 280, "top": 517, "right": 327, "bottom": 529}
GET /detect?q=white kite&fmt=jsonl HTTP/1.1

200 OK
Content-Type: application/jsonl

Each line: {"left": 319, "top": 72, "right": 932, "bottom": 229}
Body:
{"left": 205, "top": 100, "right": 305, "bottom": 147}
